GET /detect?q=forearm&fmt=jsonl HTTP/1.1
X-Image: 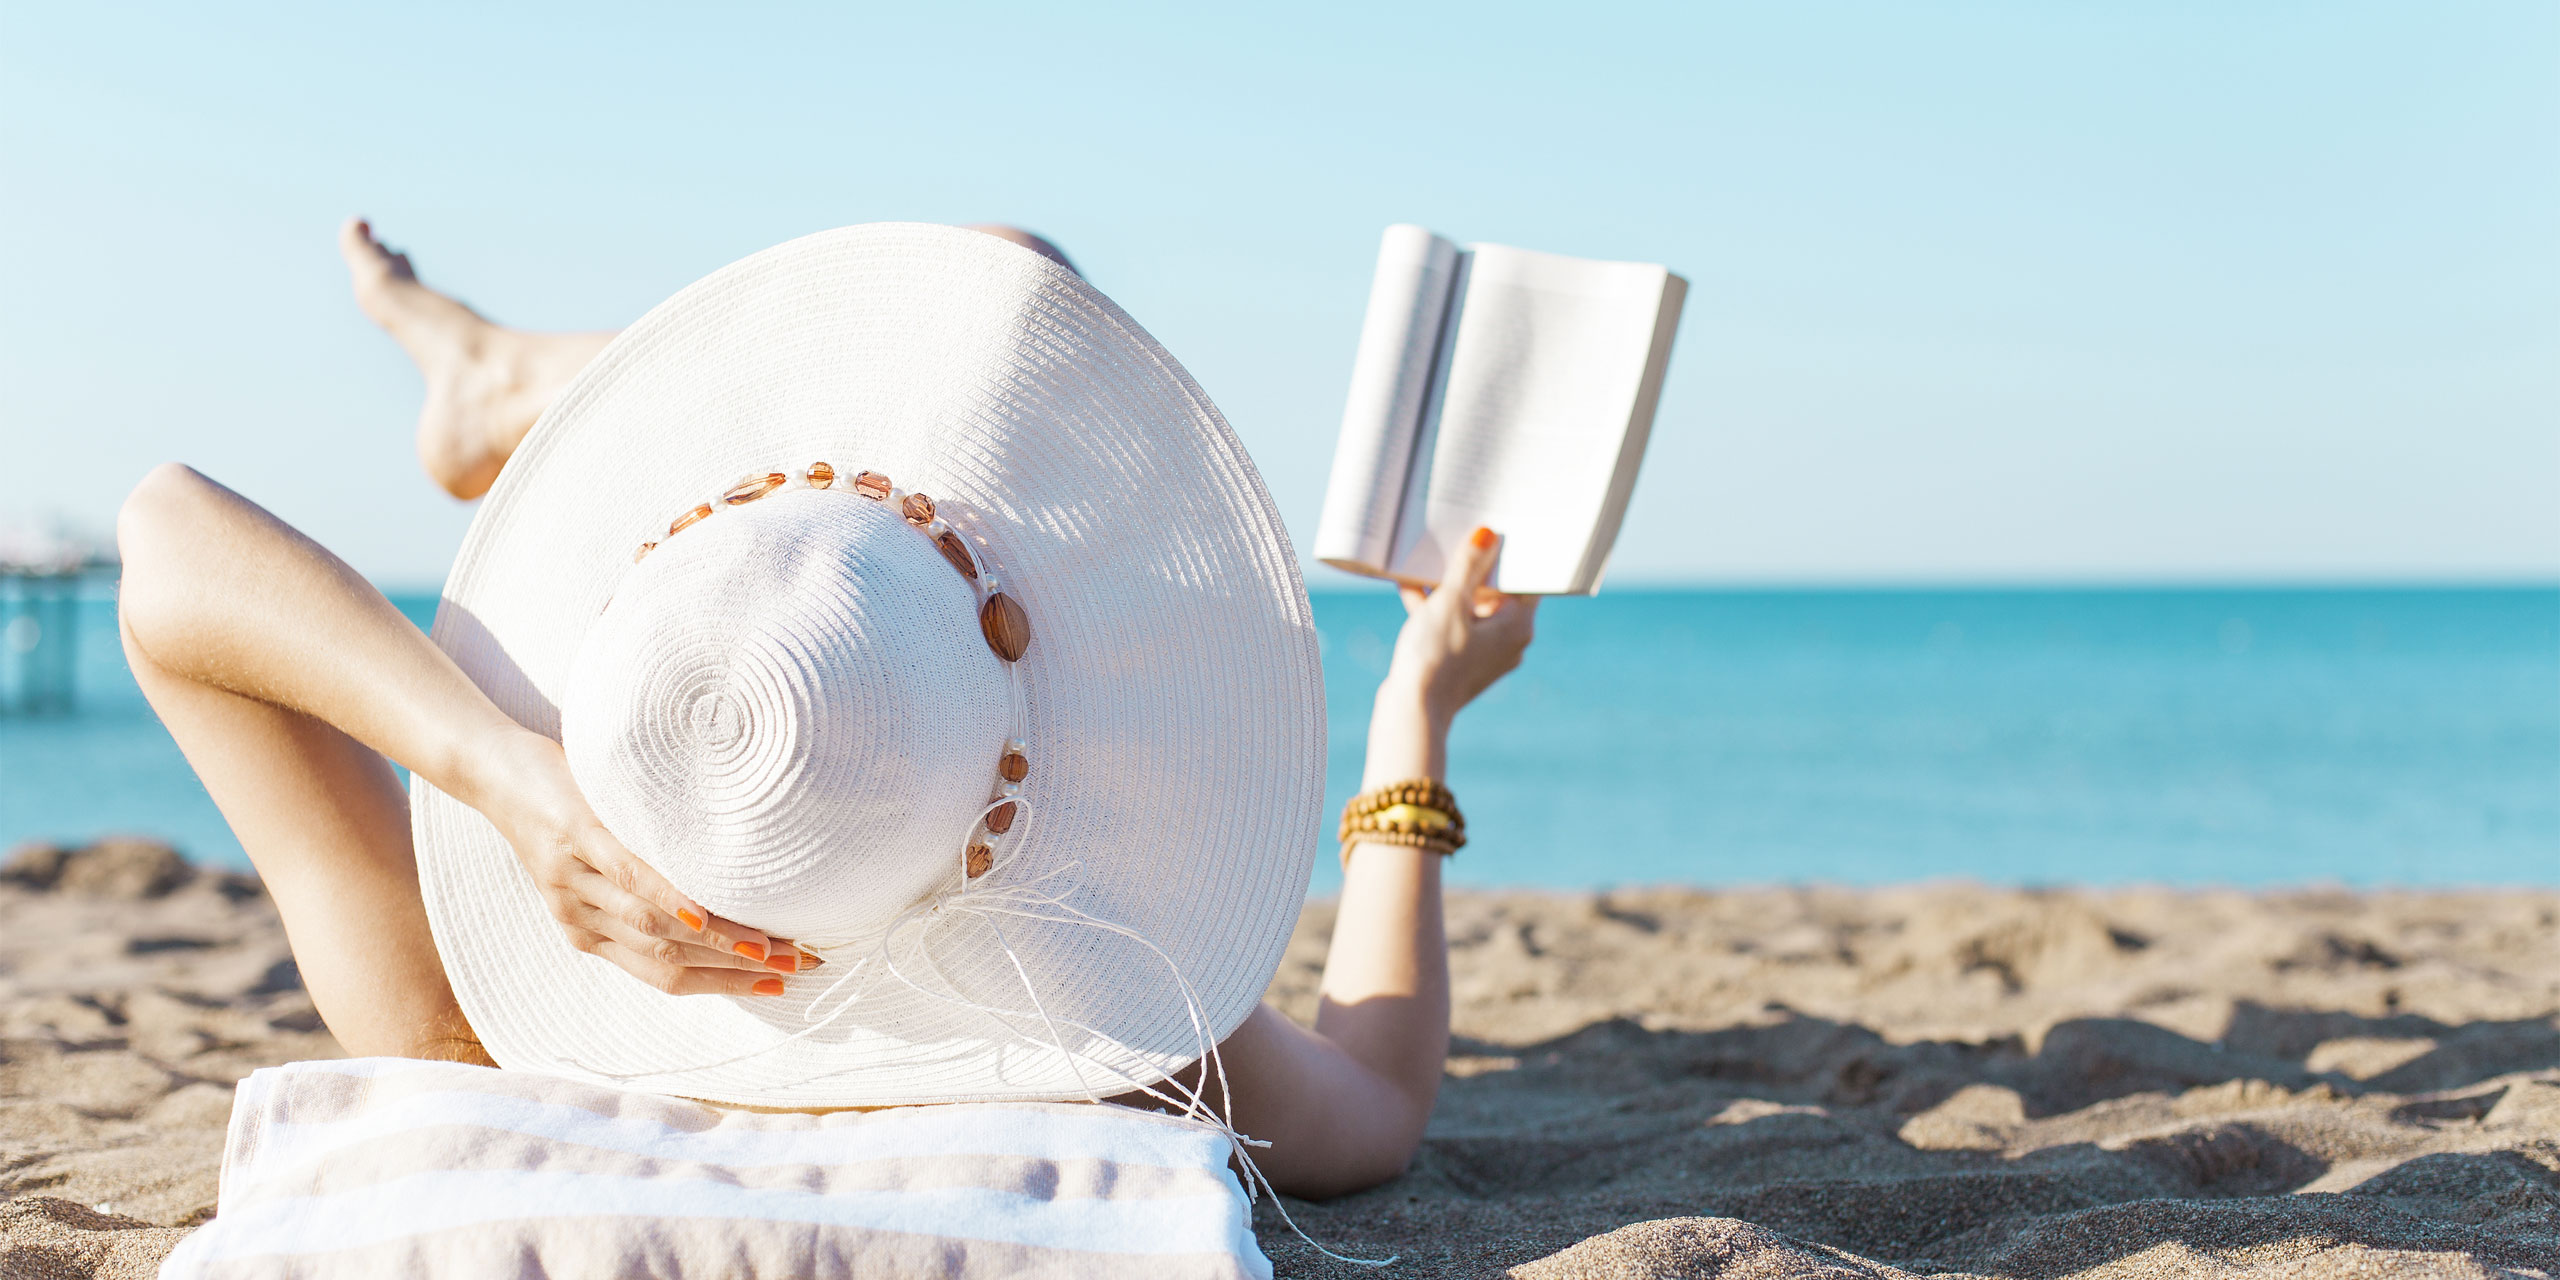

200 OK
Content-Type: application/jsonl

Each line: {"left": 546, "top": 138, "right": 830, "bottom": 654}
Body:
{"left": 116, "top": 465, "right": 526, "bottom": 805}
{"left": 1313, "top": 677, "right": 1453, "bottom": 1116}
{"left": 1210, "top": 680, "right": 1451, "bottom": 1196}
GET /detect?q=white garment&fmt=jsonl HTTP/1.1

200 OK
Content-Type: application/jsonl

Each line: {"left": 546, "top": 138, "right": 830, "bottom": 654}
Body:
{"left": 158, "top": 1057, "right": 1271, "bottom": 1279}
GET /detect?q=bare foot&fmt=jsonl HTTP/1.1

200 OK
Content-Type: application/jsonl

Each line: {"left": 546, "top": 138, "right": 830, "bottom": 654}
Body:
{"left": 338, "top": 218, "right": 613, "bottom": 500}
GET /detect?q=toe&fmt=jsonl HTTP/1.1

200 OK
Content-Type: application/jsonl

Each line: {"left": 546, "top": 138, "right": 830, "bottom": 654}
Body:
{"left": 339, "top": 217, "right": 416, "bottom": 282}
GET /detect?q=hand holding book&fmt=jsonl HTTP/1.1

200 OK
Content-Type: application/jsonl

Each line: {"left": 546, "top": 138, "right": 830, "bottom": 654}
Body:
{"left": 1383, "top": 525, "right": 1539, "bottom": 728}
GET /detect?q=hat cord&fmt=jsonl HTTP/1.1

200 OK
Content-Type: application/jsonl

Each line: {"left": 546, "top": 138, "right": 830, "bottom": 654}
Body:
{"left": 564, "top": 798, "right": 1391, "bottom": 1268}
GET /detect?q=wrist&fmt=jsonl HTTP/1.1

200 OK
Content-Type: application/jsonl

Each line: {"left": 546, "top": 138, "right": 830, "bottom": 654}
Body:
{"left": 438, "top": 718, "right": 548, "bottom": 817}
{"left": 1373, "top": 672, "right": 1457, "bottom": 736}
{"left": 1363, "top": 678, "right": 1452, "bottom": 788}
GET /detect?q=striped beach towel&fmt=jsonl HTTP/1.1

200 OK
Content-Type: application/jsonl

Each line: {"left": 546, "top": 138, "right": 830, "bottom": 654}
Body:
{"left": 157, "top": 1057, "right": 1271, "bottom": 1278}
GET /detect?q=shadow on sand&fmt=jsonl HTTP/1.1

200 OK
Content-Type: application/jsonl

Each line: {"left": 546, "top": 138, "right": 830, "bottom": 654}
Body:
{"left": 1264, "top": 1008, "right": 2560, "bottom": 1278}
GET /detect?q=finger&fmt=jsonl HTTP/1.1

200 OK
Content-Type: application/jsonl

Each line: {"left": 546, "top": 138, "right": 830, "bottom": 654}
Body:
{"left": 1442, "top": 525, "right": 1501, "bottom": 604}
{"left": 578, "top": 834, "right": 785, "bottom": 965}
{"left": 574, "top": 827, "right": 714, "bottom": 940}
{"left": 1455, "top": 593, "right": 1534, "bottom": 666}
{"left": 695, "top": 910, "right": 782, "bottom": 968}
{"left": 571, "top": 910, "right": 800, "bottom": 982}
{"left": 576, "top": 908, "right": 775, "bottom": 974}
{"left": 1475, "top": 588, "right": 1538, "bottom": 622}
{"left": 683, "top": 936, "right": 790, "bottom": 972}
{"left": 740, "top": 927, "right": 812, "bottom": 973}
{"left": 563, "top": 860, "right": 688, "bottom": 947}
{"left": 565, "top": 872, "right": 802, "bottom": 971}
{"left": 589, "top": 939, "right": 787, "bottom": 998}
{"left": 570, "top": 911, "right": 789, "bottom": 984}
{"left": 1398, "top": 586, "right": 1428, "bottom": 617}
{"left": 604, "top": 916, "right": 779, "bottom": 973}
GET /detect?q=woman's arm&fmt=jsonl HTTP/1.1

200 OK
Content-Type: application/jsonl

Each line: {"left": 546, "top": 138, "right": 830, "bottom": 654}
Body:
{"left": 1204, "top": 526, "right": 1536, "bottom": 1198}
{"left": 115, "top": 464, "right": 801, "bottom": 991}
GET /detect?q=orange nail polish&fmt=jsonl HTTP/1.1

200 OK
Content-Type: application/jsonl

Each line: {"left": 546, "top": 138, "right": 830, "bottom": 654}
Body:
{"left": 1470, "top": 526, "right": 1496, "bottom": 550}
{"left": 752, "top": 978, "right": 784, "bottom": 996}
{"left": 733, "top": 941, "right": 766, "bottom": 962}
{"left": 765, "top": 952, "right": 798, "bottom": 974}
{"left": 676, "top": 909, "right": 705, "bottom": 932}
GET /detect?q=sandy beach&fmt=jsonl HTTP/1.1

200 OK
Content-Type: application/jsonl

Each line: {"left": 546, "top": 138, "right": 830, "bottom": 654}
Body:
{"left": 3, "top": 842, "right": 2555, "bottom": 1278}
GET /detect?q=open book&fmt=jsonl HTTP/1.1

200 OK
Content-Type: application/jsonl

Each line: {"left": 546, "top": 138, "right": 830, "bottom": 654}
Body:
{"left": 1314, "top": 225, "right": 1687, "bottom": 595}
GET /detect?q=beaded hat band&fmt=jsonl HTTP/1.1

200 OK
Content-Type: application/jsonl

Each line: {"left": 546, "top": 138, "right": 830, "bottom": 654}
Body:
{"left": 632, "top": 461, "right": 1032, "bottom": 881}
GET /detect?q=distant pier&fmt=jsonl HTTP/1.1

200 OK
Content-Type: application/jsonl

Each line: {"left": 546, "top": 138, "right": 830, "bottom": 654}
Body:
{"left": 1, "top": 528, "right": 114, "bottom": 716}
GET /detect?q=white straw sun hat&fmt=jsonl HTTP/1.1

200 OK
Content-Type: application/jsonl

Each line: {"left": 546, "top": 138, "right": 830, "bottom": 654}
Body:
{"left": 412, "top": 223, "right": 1325, "bottom": 1109}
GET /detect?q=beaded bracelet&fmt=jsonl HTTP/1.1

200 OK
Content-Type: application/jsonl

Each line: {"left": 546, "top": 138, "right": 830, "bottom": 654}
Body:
{"left": 632, "top": 462, "right": 1033, "bottom": 882}
{"left": 1341, "top": 778, "right": 1461, "bottom": 823}
{"left": 1339, "top": 777, "right": 1467, "bottom": 865}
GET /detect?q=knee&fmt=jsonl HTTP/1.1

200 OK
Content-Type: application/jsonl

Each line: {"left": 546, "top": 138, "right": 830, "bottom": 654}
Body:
{"left": 116, "top": 463, "right": 217, "bottom": 571}
{"left": 115, "top": 463, "right": 223, "bottom": 634}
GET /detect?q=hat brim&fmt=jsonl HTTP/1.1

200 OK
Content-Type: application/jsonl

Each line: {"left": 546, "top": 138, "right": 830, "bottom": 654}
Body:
{"left": 413, "top": 223, "right": 1323, "bottom": 1107}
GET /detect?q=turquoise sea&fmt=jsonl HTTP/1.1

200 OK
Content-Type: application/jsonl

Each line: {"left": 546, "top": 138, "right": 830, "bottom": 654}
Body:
{"left": 3, "top": 586, "right": 2554, "bottom": 892}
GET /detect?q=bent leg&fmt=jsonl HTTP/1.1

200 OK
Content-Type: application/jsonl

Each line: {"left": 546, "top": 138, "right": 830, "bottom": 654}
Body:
{"left": 120, "top": 467, "right": 489, "bottom": 1062}
{"left": 341, "top": 220, "right": 1078, "bottom": 500}
{"left": 340, "top": 219, "right": 611, "bottom": 501}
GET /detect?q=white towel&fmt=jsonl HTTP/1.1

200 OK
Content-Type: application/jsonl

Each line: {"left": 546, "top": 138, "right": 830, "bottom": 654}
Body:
{"left": 158, "top": 1057, "right": 1271, "bottom": 1279}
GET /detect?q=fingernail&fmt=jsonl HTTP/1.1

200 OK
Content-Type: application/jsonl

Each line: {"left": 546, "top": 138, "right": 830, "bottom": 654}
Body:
{"left": 752, "top": 978, "right": 784, "bottom": 996}
{"left": 734, "top": 941, "right": 766, "bottom": 962}
{"left": 676, "top": 909, "right": 705, "bottom": 932}
{"left": 765, "top": 952, "right": 798, "bottom": 974}
{"left": 1471, "top": 526, "right": 1496, "bottom": 550}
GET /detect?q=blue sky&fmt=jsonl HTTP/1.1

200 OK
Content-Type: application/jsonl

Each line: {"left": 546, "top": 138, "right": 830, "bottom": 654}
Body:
{"left": 3, "top": 1, "right": 2553, "bottom": 587}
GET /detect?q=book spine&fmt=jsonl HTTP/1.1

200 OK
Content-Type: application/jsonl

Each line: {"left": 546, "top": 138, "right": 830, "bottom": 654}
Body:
{"left": 1314, "top": 226, "right": 1460, "bottom": 576}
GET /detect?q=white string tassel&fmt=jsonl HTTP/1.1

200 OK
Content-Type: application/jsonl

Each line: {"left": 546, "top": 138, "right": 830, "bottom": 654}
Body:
{"left": 920, "top": 883, "right": 1395, "bottom": 1267}
{"left": 566, "top": 795, "right": 1392, "bottom": 1267}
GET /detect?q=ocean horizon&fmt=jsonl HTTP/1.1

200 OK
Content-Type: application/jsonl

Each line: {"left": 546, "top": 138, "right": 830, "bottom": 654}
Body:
{"left": 3, "top": 583, "right": 2553, "bottom": 893}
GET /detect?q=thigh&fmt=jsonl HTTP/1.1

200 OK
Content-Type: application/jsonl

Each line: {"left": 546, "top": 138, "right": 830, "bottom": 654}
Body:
{"left": 124, "top": 615, "right": 490, "bottom": 1063}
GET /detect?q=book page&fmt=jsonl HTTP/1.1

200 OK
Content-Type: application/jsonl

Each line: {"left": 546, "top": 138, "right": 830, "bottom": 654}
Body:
{"left": 1389, "top": 245, "right": 1673, "bottom": 594}
{"left": 1313, "top": 226, "right": 1460, "bottom": 576}
{"left": 1571, "top": 272, "right": 1687, "bottom": 592}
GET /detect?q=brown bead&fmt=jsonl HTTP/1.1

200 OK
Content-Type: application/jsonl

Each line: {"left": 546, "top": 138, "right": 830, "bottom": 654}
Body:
{"left": 999, "top": 751, "right": 1029, "bottom": 783}
{"left": 668, "top": 504, "right": 714, "bottom": 537}
{"left": 723, "top": 472, "right": 786, "bottom": 505}
{"left": 853, "top": 471, "right": 893, "bottom": 501}
{"left": 979, "top": 592, "right": 1031, "bottom": 662}
{"left": 806, "top": 461, "right": 836, "bottom": 488}
{"left": 633, "top": 541, "right": 657, "bottom": 562}
{"left": 902, "top": 492, "right": 936, "bottom": 525}
{"left": 937, "top": 531, "right": 979, "bottom": 580}
{"left": 984, "top": 801, "right": 1018, "bottom": 834}
{"left": 965, "top": 844, "right": 994, "bottom": 879}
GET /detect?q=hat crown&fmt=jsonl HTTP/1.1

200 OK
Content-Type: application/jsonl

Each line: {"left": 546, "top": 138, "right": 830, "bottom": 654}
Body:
{"left": 560, "top": 488, "right": 1011, "bottom": 942}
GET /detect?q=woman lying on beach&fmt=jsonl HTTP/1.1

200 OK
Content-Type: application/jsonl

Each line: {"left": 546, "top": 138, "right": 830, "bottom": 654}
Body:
{"left": 113, "top": 220, "right": 1535, "bottom": 1200}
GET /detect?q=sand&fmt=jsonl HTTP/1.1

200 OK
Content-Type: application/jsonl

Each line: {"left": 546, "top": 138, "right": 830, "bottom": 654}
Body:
{"left": 2, "top": 841, "right": 2555, "bottom": 1278}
